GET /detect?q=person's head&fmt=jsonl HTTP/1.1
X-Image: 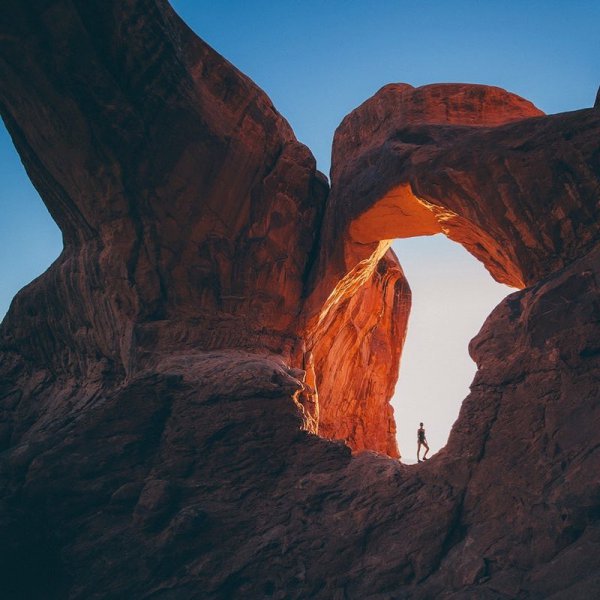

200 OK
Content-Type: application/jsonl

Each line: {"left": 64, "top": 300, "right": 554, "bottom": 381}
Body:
{"left": 420, "top": 422, "right": 423, "bottom": 427}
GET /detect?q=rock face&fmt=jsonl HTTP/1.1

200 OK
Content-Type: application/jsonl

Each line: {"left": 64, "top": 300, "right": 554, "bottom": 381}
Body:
{"left": 307, "top": 83, "right": 599, "bottom": 458}
{"left": 310, "top": 249, "right": 410, "bottom": 457}
{"left": 1, "top": 1, "right": 600, "bottom": 598}
{"left": 0, "top": 0, "right": 329, "bottom": 367}
{"left": 315, "top": 82, "right": 598, "bottom": 295}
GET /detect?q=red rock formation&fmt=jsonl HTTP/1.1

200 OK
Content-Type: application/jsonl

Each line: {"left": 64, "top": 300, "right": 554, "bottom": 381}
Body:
{"left": 313, "top": 82, "right": 598, "bottom": 299}
{"left": 0, "top": 0, "right": 406, "bottom": 458}
{"left": 330, "top": 82, "right": 544, "bottom": 184}
{"left": 307, "top": 83, "right": 599, "bottom": 457}
{"left": 310, "top": 249, "right": 410, "bottom": 457}
{"left": 1, "top": 1, "right": 600, "bottom": 598}
{"left": 0, "top": 0, "right": 327, "bottom": 380}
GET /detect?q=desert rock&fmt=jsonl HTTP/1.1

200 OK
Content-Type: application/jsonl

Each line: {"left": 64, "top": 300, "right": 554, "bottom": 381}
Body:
{"left": 1, "top": 1, "right": 600, "bottom": 598}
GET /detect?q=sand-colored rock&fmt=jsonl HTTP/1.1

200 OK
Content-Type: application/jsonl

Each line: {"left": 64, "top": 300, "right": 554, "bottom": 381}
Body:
{"left": 1, "top": 1, "right": 600, "bottom": 598}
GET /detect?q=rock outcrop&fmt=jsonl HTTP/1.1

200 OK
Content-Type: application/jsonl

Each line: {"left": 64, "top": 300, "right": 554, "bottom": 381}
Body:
{"left": 310, "top": 249, "right": 410, "bottom": 457}
{"left": 312, "top": 82, "right": 598, "bottom": 297}
{"left": 307, "top": 83, "right": 599, "bottom": 459}
{"left": 1, "top": 1, "right": 600, "bottom": 598}
{"left": 0, "top": 0, "right": 328, "bottom": 368}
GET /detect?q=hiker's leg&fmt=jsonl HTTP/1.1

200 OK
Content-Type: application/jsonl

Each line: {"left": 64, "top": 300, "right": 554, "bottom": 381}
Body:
{"left": 417, "top": 442, "right": 421, "bottom": 461}
{"left": 423, "top": 443, "right": 429, "bottom": 459}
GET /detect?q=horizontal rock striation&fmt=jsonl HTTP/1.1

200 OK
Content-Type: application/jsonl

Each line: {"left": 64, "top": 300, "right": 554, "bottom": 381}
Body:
{"left": 1, "top": 1, "right": 600, "bottom": 598}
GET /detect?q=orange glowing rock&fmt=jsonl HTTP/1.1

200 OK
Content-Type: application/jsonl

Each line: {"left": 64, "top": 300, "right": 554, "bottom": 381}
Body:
{"left": 305, "top": 82, "right": 600, "bottom": 457}
{"left": 309, "top": 249, "right": 409, "bottom": 457}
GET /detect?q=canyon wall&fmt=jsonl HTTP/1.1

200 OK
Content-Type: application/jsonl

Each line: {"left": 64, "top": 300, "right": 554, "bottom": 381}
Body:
{"left": 1, "top": 1, "right": 599, "bottom": 598}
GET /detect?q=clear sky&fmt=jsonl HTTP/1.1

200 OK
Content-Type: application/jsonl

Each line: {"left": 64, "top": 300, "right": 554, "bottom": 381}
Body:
{"left": 1, "top": 1, "right": 598, "bottom": 461}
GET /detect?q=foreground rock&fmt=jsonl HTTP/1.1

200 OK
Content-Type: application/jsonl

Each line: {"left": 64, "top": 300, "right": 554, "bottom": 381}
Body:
{"left": 2, "top": 251, "right": 599, "bottom": 599}
{"left": 1, "top": 1, "right": 600, "bottom": 598}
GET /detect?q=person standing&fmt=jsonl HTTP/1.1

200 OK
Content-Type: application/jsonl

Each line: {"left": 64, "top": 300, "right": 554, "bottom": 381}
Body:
{"left": 417, "top": 422, "right": 429, "bottom": 463}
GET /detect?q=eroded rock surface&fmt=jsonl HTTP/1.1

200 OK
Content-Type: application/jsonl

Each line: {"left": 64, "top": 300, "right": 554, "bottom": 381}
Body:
{"left": 311, "top": 249, "right": 410, "bottom": 457}
{"left": 312, "top": 82, "right": 599, "bottom": 297}
{"left": 0, "top": 0, "right": 327, "bottom": 376}
{"left": 1, "top": 1, "right": 600, "bottom": 598}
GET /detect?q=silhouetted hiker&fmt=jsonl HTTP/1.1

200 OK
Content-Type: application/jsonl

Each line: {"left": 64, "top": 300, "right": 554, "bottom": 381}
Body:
{"left": 417, "top": 422, "right": 429, "bottom": 463}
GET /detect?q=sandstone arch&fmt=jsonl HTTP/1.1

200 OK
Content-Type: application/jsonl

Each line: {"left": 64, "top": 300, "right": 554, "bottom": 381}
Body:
{"left": 1, "top": 2, "right": 600, "bottom": 598}
{"left": 307, "top": 83, "right": 600, "bottom": 456}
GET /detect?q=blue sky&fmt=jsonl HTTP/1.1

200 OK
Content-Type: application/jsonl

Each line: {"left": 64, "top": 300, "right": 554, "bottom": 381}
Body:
{"left": 1, "top": 0, "right": 598, "bottom": 460}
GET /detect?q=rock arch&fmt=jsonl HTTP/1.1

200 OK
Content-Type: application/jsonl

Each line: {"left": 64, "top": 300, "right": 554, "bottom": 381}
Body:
{"left": 1, "top": 2, "right": 600, "bottom": 597}
{"left": 306, "top": 82, "right": 600, "bottom": 456}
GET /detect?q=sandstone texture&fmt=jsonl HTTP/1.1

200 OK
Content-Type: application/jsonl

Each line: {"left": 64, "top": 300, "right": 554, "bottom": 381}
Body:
{"left": 314, "top": 82, "right": 598, "bottom": 296}
{"left": 310, "top": 249, "right": 410, "bottom": 457}
{"left": 1, "top": 1, "right": 600, "bottom": 598}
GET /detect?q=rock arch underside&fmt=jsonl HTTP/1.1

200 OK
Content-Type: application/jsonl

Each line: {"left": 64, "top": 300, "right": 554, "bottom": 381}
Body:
{"left": 1, "top": 2, "right": 600, "bottom": 598}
